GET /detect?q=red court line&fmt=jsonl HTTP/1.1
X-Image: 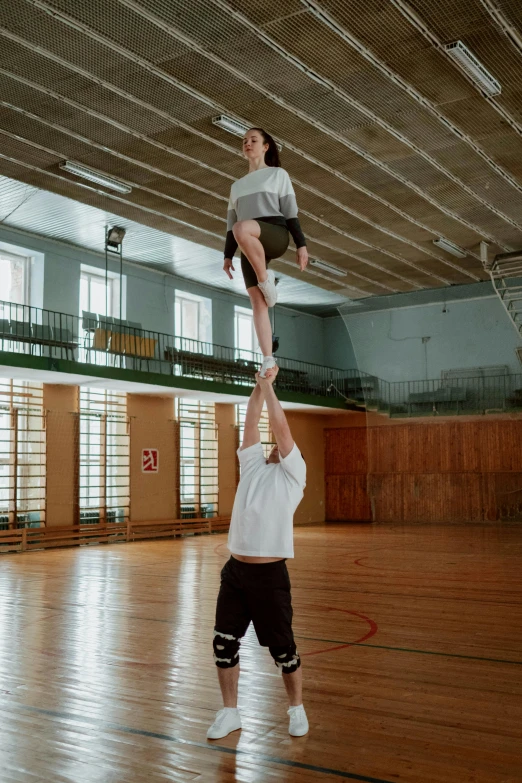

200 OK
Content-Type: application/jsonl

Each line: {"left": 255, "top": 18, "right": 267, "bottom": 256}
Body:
{"left": 301, "top": 606, "right": 378, "bottom": 657}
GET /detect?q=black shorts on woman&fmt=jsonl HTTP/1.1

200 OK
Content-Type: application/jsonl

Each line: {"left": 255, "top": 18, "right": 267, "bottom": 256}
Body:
{"left": 241, "top": 219, "right": 289, "bottom": 290}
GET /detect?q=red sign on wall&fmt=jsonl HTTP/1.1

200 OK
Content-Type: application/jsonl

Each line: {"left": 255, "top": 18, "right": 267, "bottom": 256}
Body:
{"left": 142, "top": 448, "right": 159, "bottom": 473}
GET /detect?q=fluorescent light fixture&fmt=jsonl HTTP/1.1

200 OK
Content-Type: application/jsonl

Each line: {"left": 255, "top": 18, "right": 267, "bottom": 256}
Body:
{"left": 445, "top": 41, "right": 501, "bottom": 97}
{"left": 432, "top": 238, "right": 467, "bottom": 258}
{"left": 60, "top": 161, "right": 132, "bottom": 194}
{"left": 212, "top": 115, "right": 283, "bottom": 150}
{"left": 310, "top": 258, "right": 347, "bottom": 277}
{"left": 212, "top": 115, "right": 250, "bottom": 137}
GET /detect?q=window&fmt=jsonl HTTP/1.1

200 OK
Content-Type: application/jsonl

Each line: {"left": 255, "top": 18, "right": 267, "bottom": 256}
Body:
{"left": 235, "top": 305, "right": 260, "bottom": 361}
{"left": 175, "top": 291, "right": 212, "bottom": 353}
{"left": 80, "top": 267, "right": 119, "bottom": 319}
{"left": 0, "top": 252, "right": 29, "bottom": 318}
{"left": 79, "top": 388, "right": 129, "bottom": 525}
{"left": 79, "top": 266, "right": 125, "bottom": 365}
{"left": 176, "top": 399, "right": 218, "bottom": 518}
{"left": 236, "top": 403, "right": 275, "bottom": 460}
{"left": 0, "top": 380, "right": 45, "bottom": 529}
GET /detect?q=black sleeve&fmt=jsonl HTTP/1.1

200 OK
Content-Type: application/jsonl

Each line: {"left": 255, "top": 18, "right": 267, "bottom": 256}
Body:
{"left": 224, "top": 230, "right": 238, "bottom": 260}
{"left": 286, "top": 217, "right": 307, "bottom": 249}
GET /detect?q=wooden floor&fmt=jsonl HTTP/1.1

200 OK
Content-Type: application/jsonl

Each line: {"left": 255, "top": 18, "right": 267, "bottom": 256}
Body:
{"left": 1, "top": 524, "right": 521, "bottom": 783}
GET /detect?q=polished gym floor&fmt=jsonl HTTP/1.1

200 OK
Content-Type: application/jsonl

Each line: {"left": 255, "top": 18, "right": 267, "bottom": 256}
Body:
{"left": 1, "top": 524, "right": 521, "bottom": 782}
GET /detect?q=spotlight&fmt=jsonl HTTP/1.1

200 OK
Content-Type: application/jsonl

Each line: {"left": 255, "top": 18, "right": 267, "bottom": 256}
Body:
{"left": 106, "top": 226, "right": 126, "bottom": 249}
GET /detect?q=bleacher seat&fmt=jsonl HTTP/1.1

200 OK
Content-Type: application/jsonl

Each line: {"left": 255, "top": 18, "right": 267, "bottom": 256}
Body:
{"left": 98, "top": 316, "right": 114, "bottom": 330}
{"left": 10, "top": 321, "right": 31, "bottom": 338}
{"left": 31, "top": 324, "right": 53, "bottom": 341}
{"left": 82, "top": 311, "right": 98, "bottom": 331}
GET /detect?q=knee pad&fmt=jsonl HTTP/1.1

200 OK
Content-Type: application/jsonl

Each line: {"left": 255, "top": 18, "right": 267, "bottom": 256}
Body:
{"left": 269, "top": 643, "right": 301, "bottom": 674}
{"left": 213, "top": 630, "right": 241, "bottom": 668}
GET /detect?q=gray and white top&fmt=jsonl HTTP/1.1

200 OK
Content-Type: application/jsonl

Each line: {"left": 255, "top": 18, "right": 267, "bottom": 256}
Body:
{"left": 224, "top": 166, "right": 306, "bottom": 259}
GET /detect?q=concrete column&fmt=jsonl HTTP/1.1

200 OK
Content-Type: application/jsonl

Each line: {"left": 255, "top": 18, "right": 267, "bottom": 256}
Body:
{"left": 43, "top": 384, "right": 79, "bottom": 527}
{"left": 215, "top": 403, "right": 237, "bottom": 516}
{"left": 127, "top": 395, "right": 178, "bottom": 522}
{"left": 286, "top": 411, "right": 326, "bottom": 525}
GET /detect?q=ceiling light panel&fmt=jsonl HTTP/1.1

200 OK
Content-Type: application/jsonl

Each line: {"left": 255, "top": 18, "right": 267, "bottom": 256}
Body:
{"left": 445, "top": 41, "right": 501, "bottom": 97}
{"left": 212, "top": 115, "right": 283, "bottom": 150}
{"left": 432, "top": 238, "right": 467, "bottom": 258}
{"left": 310, "top": 258, "right": 347, "bottom": 277}
{"left": 60, "top": 161, "right": 132, "bottom": 193}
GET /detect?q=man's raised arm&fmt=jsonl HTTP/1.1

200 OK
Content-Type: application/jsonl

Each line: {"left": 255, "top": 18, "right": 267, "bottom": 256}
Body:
{"left": 240, "top": 382, "right": 264, "bottom": 451}
{"left": 256, "top": 368, "right": 294, "bottom": 458}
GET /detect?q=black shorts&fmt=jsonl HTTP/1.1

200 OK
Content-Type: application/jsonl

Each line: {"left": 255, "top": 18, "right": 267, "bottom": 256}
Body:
{"left": 241, "top": 220, "right": 290, "bottom": 290}
{"left": 215, "top": 556, "right": 295, "bottom": 647}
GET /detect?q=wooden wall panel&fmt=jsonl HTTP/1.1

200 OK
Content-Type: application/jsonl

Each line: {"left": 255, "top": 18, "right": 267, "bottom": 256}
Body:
{"left": 368, "top": 474, "right": 403, "bottom": 522}
{"left": 326, "top": 419, "right": 522, "bottom": 523}
{"left": 403, "top": 474, "right": 484, "bottom": 523}
{"left": 325, "top": 475, "right": 371, "bottom": 521}
{"left": 324, "top": 427, "right": 368, "bottom": 475}
{"left": 364, "top": 421, "right": 522, "bottom": 476}
{"left": 482, "top": 473, "right": 522, "bottom": 521}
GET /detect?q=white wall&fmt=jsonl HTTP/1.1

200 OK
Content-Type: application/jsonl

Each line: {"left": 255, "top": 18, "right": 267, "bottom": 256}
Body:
{"left": 333, "top": 293, "right": 522, "bottom": 381}
{"left": 0, "top": 225, "right": 327, "bottom": 365}
{"left": 323, "top": 315, "right": 357, "bottom": 369}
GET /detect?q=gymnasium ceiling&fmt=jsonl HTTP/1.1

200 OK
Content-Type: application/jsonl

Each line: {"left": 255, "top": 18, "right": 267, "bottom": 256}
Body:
{"left": 1, "top": 0, "right": 522, "bottom": 304}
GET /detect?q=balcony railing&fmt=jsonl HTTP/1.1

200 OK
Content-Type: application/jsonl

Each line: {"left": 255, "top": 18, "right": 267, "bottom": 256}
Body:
{"left": 0, "top": 300, "right": 371, "bottom": 399}
{"left": 0, "top": 300, "right": 521, "bottom": 415}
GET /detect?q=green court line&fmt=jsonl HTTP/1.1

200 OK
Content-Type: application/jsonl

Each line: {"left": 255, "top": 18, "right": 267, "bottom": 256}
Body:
{"left": 297, "top": 636, "right": 522, "bottom": 666}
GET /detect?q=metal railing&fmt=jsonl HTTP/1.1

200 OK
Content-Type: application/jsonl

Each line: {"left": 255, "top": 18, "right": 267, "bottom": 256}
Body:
{"left": 0, "top": 300, "right": 375, "bottom": 399}
{"left": 0, "top": 300, "right": 521, "bottom": 415}
{"left": 364, "top": 373, "right": 522, "bottom": 417}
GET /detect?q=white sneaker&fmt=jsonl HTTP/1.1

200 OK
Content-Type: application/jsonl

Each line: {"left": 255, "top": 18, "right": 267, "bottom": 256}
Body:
{"left": 206, "top": 707, "right": 242, "bottom": 740}
{"left": 288, "top": 704, "right": 309, "bottom": 737}
{"left": 258, "top": 269, "right": 278, "bottom": 307}
{"left": 259, "top": 356, "right": 277, "bottom": 378}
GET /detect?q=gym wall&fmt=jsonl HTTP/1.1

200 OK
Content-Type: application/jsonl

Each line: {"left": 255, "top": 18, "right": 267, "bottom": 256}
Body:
{"left": 42, "top": 385, "right": 331, "bottom": 529}
{"left": 324, "top": 417, "right": 522, "bottom": 523}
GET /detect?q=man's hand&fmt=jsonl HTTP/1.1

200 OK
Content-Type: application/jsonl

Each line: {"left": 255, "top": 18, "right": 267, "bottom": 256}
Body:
{"left": 223, "top": 258, "right": 235, "bottom": 279}
{"left": 296, "top": 246, "right": 308, "bottom": 271}
{"left": 256, "top": 366, "right": 279, "bottom": 387}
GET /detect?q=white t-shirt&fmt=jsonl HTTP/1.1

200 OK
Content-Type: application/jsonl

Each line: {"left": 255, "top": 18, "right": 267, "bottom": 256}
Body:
{"left": 227, "top": 441, "right": 306, "bottom": 559}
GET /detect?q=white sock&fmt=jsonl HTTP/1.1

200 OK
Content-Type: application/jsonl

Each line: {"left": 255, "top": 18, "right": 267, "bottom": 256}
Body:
{"left": 263, "top": 354, "right": 273, "bottom": 360}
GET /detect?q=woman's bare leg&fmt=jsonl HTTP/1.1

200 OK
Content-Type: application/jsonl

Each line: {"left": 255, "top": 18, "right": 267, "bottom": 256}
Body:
{"left": 248, "top": 286, "right": 273, "bottom": 358}
{"left": 233, "top": 220, "right": 268, "bottom": 284}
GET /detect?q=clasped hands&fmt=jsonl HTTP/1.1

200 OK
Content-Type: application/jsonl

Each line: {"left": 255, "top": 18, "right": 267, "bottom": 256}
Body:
{"left": 256, "top": 365, "right": 279, "bottom": 387}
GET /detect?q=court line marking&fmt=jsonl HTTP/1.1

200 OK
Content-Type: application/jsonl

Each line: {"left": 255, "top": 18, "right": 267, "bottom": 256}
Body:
{"left": 28, "top": 606, "right": 520, "bottom": 665}
{"left": 301, "top": 607, "right": 378, "bottom": 657}
{"left": 296, "top": 636, "right": 522, "bottom": 666}
{"left": 9, "top": 704, "right": 397, "bottom": 783}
